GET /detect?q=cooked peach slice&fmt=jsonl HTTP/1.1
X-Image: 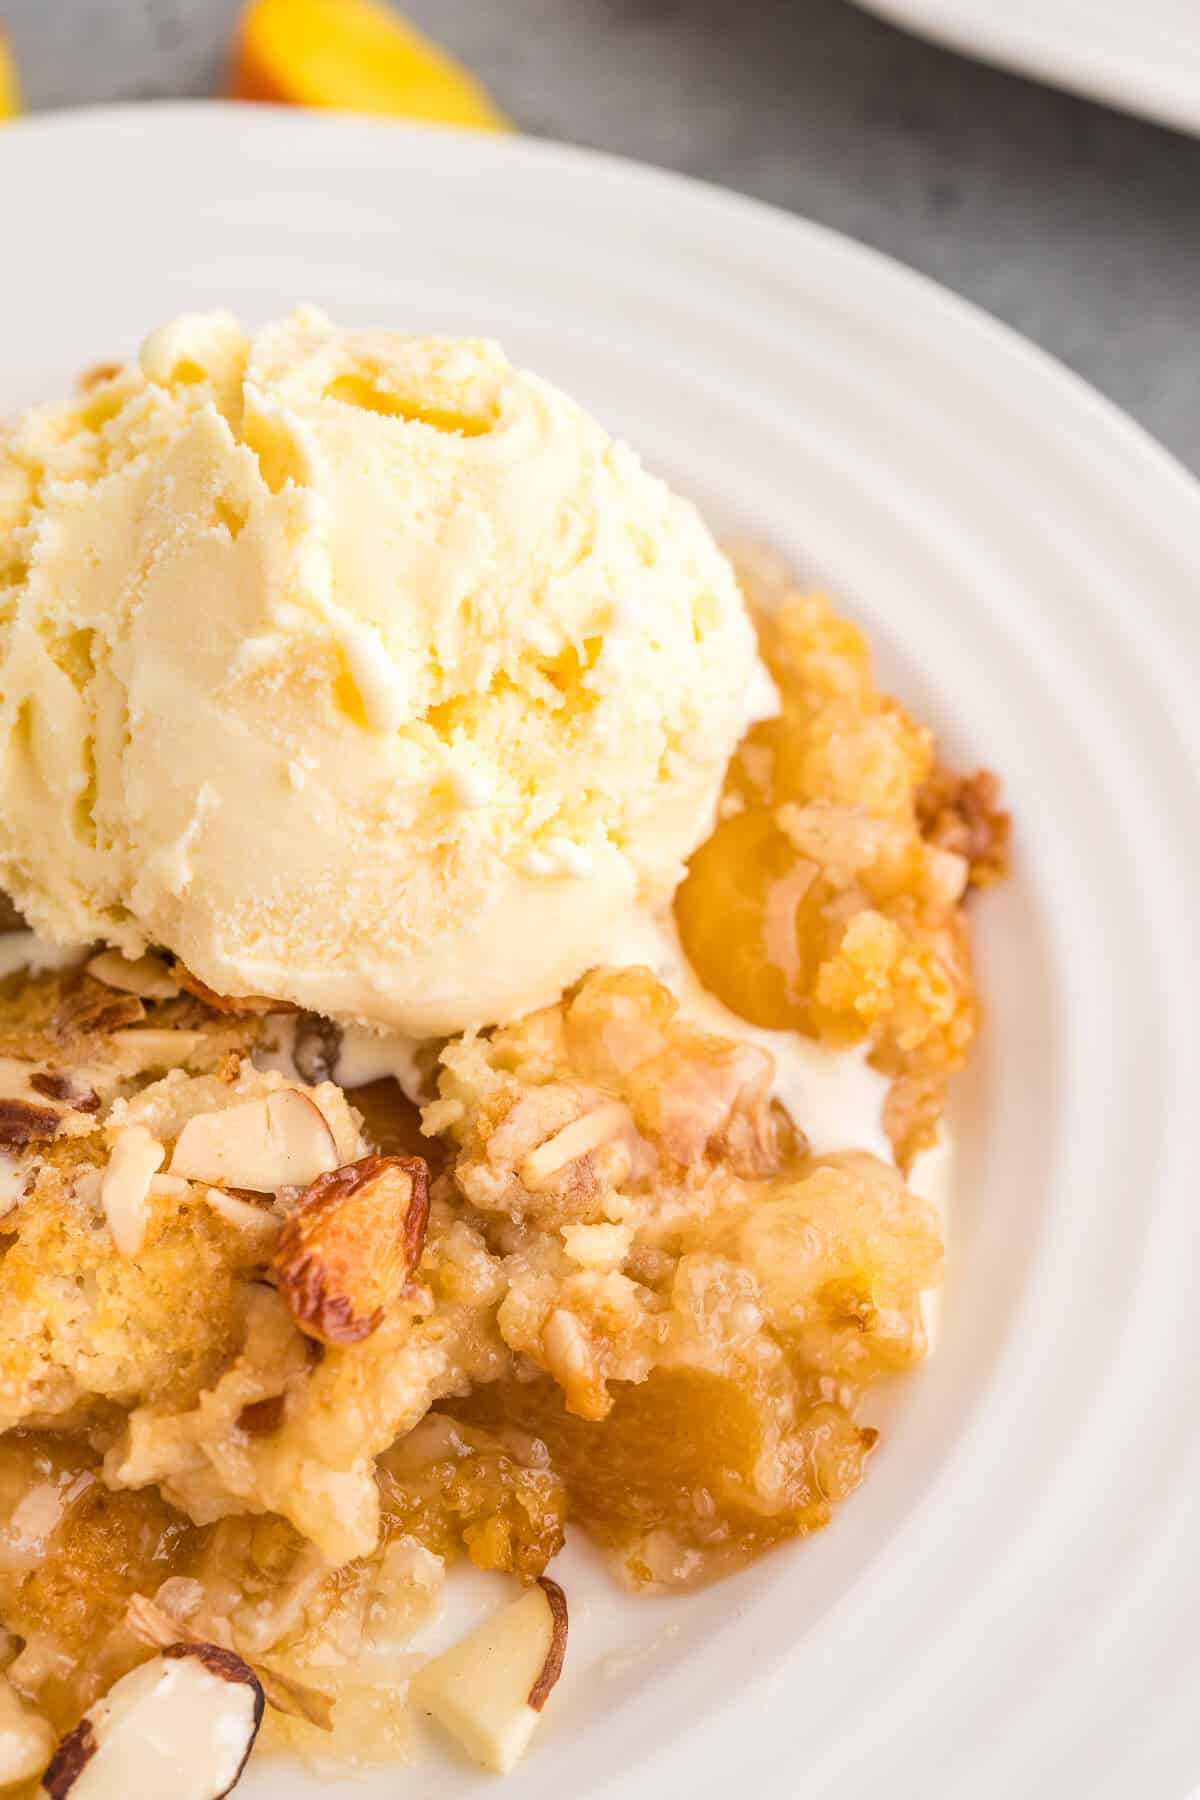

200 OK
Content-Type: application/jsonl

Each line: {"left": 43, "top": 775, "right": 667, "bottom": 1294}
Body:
{"left": 228, "top": 0, "right": 510, "bottom": 130}
{"left": 0, "top": 31, "right": 19, "bottom": 121}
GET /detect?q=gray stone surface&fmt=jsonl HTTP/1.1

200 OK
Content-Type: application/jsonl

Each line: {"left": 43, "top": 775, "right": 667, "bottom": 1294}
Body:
{"left": 6, "top": 0, "right": 1198, "bottom": 470}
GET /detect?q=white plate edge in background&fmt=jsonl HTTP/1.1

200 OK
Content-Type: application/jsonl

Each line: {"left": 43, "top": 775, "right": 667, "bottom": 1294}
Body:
{"left": 850, "top": 0, "right": 1200, "bottom": 138}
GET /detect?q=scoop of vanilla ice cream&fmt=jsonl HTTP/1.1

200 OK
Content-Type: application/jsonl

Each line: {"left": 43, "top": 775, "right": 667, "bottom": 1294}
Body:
{"left": 0, "top": 307, "right": 768, "bottom": 1033}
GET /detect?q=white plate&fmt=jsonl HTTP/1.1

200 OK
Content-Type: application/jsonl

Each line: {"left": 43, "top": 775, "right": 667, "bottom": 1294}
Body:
{"left": 2, "top": 103, "right": 1199, "bottom": 1800}
{"left": 851, "top": 0, "right": 1200, "bottom": 138}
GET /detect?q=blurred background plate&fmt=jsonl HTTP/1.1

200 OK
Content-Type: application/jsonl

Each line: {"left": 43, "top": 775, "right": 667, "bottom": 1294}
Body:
{"left": 850, "top": 0, "right": 1200, "bottom": 137}
{"left": 1, "top": 104, "right": 1199, "bottom": 1800}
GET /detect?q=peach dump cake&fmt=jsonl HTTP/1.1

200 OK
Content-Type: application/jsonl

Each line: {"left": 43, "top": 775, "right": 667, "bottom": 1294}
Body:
{"left": 0, "top": 312, "right": 1007, "bottom": 1794}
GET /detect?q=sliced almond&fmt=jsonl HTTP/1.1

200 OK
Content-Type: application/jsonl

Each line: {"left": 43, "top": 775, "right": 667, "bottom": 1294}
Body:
{"left": 519, "top": 1102, "right": 630, "bottom": 1190}
{"left": 0, "top": 1097, "right": 64, "bottom": 1147}
{"left": 100, "top": 1126, "right": 166, "bottom": 1259}
{"left": 38, "top": 1644, "right": 263, "bottom": 1799}
{"left": 29, "top": 1072, "right": 100, "bottom": 1114}
{"left": 173, "top": 964, "right": 294, "bottom": 1016}
{"left": 274, "top": 1154, "right": 429, "bottom": 1345}
{"left": 52, "top": 981, "right": 146, "bottom": 1040}
{"left": 109, "top": 1029, "right": 206, "bottom": 1073}
{"left": 169, "top": 1090, "right": 338, "bottom": 1193}
{"left": 0, "top": 1057, "right": 97, "bottom": 1144}
{"left": 86, "top": 950, "right": 181, "bottom": 1002}
{"left": 408, "top": 1577, "right": 568, "bottom": 1774}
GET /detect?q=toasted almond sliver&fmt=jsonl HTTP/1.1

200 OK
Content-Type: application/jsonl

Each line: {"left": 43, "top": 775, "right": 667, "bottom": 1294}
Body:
{"left": 101, "top": 1125, "right": 166, "bottom": 1257}
{"left": 29, "top": 1069, "right": 99, "bottom": 1114}
{"left": 169, "top": 1090, "right": 338, "bottom": 1192}
{"left": 109, "top": 1028, "right": 206, "bottom": 1071}
{"left": 87, "top": 949, "right": 181, "bottom": 1001}
{"left": 520, "top": 1102, "right": 630, "bottom": 1190}
{"left": 0, "top": 1095, "right": 63, "bottom": 1147}
{"left": 39, "top": 1644, "right": 264, "bottom": 1798}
